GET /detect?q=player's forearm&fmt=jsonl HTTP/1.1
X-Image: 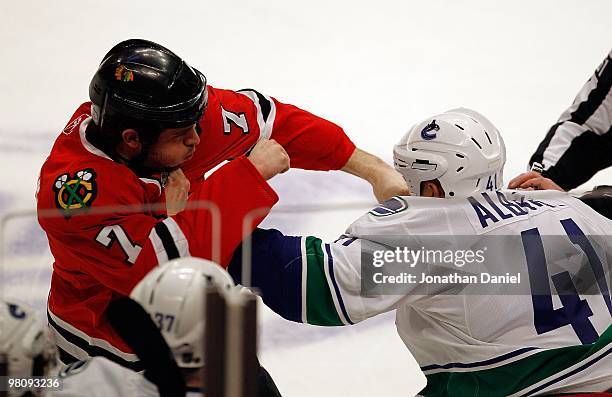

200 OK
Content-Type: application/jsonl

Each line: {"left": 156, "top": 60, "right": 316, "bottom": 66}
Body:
{"left": 342, "top": 148, "right": 410, "bottom": 202}
{"left": 342, "top": 148, "right": 387, "bottom": 182}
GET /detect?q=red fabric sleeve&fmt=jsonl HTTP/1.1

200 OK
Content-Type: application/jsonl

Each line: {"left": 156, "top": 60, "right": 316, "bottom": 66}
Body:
{"left": 270, "top": 97, "right": 356, "bottom": 171}
{"left": 180, "top": 87, "right": 356, "bottom": 182}
{"left": 123, "top": 157, "right": 277, "bottom": 293}
{"left": 172, "top": 156, "right": 278, "bottom": 267}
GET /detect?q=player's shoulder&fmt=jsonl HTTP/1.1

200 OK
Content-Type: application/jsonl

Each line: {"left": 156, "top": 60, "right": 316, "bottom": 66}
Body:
{"left": 368, "top": 195, "right": 451, "bottom": 217}
{"left": 462, "top": 189, "right": 612, "bottom": 234}
{"left": 500, "top": 189, "right": 593, "bottom": 214}
{"left": 45, "top": 104, "right": 117, "bottom": 169}
{"left": 202, "top": 85, "right": 276, "bottom": 140}
{"left": 64, "top": 102, "right": 93, "bottom": 133}
{"left": 56, "top": 357, "right": 156, "bottom": 397}
{"left": 208, "top": 85, "right": 250, "bottom": 106}
{"left": 349, "top": 190, "right": 612, "bottom": 237}
{"left": 39, "top": 112, "right": 162, "bottom": 214}
{"left": 208, "top": 85, "right": 269, "bottom": 101}
{"left": 44, "top": 104, "right": 151, "bottom": 185}
{"left": 207, "top": 85, "right": 273, "bottom": 113}
{"left": 58, "top": 358, "right": 133, "bottom": 387}
{"left": 58, "top": 357, "right": 119, "bottom": 378}
{"left": 347, "top": 195, "right": 461, "bottom": 236}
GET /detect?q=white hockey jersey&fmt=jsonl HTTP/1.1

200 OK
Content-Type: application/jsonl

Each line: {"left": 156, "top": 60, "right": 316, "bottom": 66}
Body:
{"left": 231, "top": 190, "right": 612, "bottom": 397}
{"left": 48, "top": 357, "right": 203, "bottom": 397}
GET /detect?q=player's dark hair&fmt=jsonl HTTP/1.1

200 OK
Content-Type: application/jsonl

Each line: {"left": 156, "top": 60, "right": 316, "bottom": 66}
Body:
{"left": 85, "top": 116, "right": 165, "bottom": 174}
{"left": 87, "top": 114, "right": 165, "bottom": 150}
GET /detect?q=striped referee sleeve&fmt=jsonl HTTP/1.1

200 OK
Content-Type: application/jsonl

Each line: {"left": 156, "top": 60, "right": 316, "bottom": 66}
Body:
{"left": 530, "top": 49, "right": 612, "bottom": 190}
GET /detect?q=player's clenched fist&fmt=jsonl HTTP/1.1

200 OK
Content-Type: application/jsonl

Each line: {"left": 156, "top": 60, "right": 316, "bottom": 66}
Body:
{"left": 165, "top": 168, "right": 191, "bottom": 216}
{"left": 247, "top": 139, "right": 290, "bottom": 180}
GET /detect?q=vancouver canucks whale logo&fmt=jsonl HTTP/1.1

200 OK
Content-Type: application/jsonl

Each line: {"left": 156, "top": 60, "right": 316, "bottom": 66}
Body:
{"left": 421, "top": 120, "right": 439, "bottom": 140}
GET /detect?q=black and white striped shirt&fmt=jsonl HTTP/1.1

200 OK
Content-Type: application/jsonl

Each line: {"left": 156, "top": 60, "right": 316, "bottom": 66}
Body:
{"left": 530, "top": 48, "right": 612, "bottom": 190}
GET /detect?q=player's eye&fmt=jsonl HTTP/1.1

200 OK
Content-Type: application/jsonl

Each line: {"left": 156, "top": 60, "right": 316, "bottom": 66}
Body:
{"left": 174, "top": 129, "right": 191, "bottom": 139}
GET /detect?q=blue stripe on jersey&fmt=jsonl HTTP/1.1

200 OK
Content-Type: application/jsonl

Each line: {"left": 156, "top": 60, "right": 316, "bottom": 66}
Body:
{"left": 518, "top": 344, "right": 612, "bottom": 397}
{"left": 420, "top": 347, "right": 538, "bottom": 372}
{"left": 341, "top": 237, "right": 357, "bottom": 246}
{"left": 325, "top": 244, "right": 354, "bottom": 325}
{"left": 333, "top": 234, "right": 349, "bottom": 243}
{"left": 283, "top": 234, "right": 304, "bottom": 322}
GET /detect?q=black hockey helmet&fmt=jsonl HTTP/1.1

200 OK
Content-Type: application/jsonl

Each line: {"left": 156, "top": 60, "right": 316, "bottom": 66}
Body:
{"left": 89, "top": 39, "right": 208, "bottom": 131}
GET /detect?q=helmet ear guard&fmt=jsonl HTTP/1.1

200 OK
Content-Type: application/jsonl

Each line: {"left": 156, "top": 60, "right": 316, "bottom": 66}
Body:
{"left": 393, "top": 108, "right": 506, "bottom": 198}
{"left": 393, "top": 139, "right": 449, "bottom": 196}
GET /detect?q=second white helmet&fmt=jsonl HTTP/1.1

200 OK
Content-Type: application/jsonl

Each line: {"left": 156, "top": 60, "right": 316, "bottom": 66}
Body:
{"left": 393, "top": 108, "right": 506, "bottom": 198}
{"left": 129, "top": 257, "right": 234, "bottom": 368}
{"left": 0, "top": 299, "right": 55, "bottom": 397}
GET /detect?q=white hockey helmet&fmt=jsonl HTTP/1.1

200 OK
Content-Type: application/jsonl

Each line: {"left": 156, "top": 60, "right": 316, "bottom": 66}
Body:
{"left": 0, "top": 299, "right": 55, "bottom": 396}
{"left": 129, "top": 257, "right": 234, "bottom": 368}
{"left": 393, "top": 108, "right": 506, "bottom": 198}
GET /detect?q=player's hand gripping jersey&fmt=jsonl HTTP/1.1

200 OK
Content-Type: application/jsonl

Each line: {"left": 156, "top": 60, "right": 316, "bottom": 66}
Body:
{"left": 37, "top": 88, "right": 355, "bottom": 370}
{"left": 229, "top": 190, "right": 612, "bottom": 396}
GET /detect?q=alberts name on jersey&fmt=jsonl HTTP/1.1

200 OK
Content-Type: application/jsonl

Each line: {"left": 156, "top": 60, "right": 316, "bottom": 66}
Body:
{"left": 467, "top": 191, "right": 566, "bottom": 229}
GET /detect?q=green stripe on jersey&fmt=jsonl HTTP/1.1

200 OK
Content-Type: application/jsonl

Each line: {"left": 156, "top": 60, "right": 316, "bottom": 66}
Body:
{"left": 423, "top": 325, "right": 612, "bottom": 397}
{"left": 305, "top": 236, "right": 343, "bottom": 326}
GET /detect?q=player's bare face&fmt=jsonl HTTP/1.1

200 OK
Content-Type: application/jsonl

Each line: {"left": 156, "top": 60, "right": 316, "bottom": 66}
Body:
{"left": 144, "top": 124, "right": 200, "bottom": 170}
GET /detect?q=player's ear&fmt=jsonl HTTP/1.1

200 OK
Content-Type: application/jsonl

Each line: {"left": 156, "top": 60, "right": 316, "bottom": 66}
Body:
{"left": 121, "top": 129, "right": 141, "bottom": 150}
{"left": 421, "top": 180, "right": 445, "bottom": 198}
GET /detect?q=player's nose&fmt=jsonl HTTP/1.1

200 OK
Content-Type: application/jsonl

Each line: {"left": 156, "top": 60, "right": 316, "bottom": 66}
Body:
{"left": 186, "top": 125, "right": 200, "bottom": 146}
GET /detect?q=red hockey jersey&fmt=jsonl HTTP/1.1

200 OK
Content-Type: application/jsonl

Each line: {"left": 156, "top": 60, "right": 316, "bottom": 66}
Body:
{"left": 38, "top": 88, "right": 355, "bottom": 369}
{"left": 183, "top": 86, "right": 356, "bottom": 181}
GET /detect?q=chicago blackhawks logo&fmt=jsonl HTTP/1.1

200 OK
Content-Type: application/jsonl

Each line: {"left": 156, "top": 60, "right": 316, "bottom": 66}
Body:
{"left": 53, "top": 169, "right": 97, "bottom": 216}
{"left": 115, "top": 65, "right": 134, "bottom": 82}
